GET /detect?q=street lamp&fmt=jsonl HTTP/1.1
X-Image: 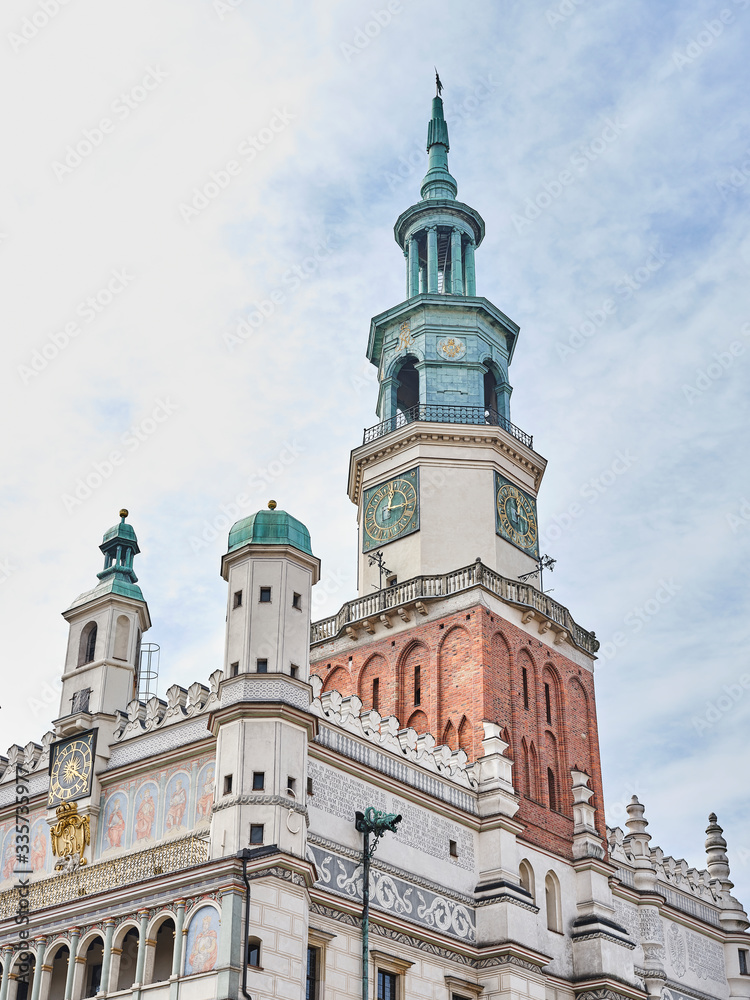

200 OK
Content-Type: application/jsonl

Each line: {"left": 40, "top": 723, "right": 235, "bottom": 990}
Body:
{"left": 354, "top": 808, "right": 402, "bottom": 1000}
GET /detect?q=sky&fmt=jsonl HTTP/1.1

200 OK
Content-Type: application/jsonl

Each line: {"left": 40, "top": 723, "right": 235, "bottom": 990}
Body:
{"left": 1, "top": 0, "right": 749, "bottom": 903}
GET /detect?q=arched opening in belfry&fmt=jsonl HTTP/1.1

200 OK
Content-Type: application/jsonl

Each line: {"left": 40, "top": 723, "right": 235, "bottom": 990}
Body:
{"left": 396, "top": 359, "right": 419, "bottom": 414}
{"left": 483, "top": 368, "right": 497, "bottom": 419}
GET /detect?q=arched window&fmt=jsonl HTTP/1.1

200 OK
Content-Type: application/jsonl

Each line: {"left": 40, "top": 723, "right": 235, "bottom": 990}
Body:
{"left": 150, "top": 918, "right": 175, "bottom": 984}
{"left": 78, "top": 623, "right": 97, "bottom": 666}
{"left": 82, "top": 938, "right": 104, "bottom": 998}
{"left": 396, "top": 358, "right": 419, "bottom": 413}
{"left": 547, "top": 767, "right": 557, "bottom": 812}
{"left": 247, "top": 937, "right": 261, "bottom": 968}
{"left": 14, "top": 953, "right": 35, "bottom": 1000}
{"left": 545, "top": 872, "right": 562, "bottom": 932}
{"left": 483, "top": 367, "right": 497, "bottom": 418}
{"left": 49, "top": 946, "right": 70, "bottom": 1000}
{"left": 116, "top": 928, "right": 140, "bottom": 992}
{"left": 113, "top": 615, "right": 130, "bottom": 661}
{"left": 519, "top": 860, "right": 535, "bottom": 901}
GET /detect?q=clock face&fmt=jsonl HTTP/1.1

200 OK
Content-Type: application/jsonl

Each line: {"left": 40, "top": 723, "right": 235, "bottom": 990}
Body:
{"left": 362, "top": 469, "right": 419, "bottom": 552}
{"left": 495, "top": 473, "right": 539, "bottom": 557}
{"left": 48, "top": 730, "right": 96, "bottom": 807}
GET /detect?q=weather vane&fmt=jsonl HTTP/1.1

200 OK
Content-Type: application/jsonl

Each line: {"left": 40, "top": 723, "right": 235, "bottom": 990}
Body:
{"left": 519, "top": 553, "right": 557, "bottom": 594}
{"left": 435, "top": 68, "right": 443, "bottom": 96}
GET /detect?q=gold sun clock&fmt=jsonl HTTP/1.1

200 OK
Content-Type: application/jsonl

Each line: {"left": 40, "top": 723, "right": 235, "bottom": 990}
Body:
{"left": 48, "top": 730, "right": 97, "bottom": 807}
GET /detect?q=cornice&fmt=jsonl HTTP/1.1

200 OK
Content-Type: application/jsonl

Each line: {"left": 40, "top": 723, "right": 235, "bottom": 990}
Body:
{"left": 348, "top": 422, "right": 546, "bottom": 504}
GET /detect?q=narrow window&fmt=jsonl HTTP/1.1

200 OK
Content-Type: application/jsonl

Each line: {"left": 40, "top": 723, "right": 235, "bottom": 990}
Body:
{"left": 544, "top": 682, "right": 552, "bottom": 724}
{"left": 79, "top": 622, "right": 98, "bottom": 666}
{"left": 522, "top": 667, "right": 529, "bottom": 709}
{"left": 307, "top": 777, "right": 314, "bottom": 796}
{"left": 233, "top": 590, "right": 243, "bottom": 609}
{"left": 290, "top": 664, "right": 299, "bottom": 679}
{"left": 223, "top": 774, "right": 233, "bottom": 795}
{"left": 414, "top": 665, "right": 421, "bottom": 706}
{"left": 547, "top": 767, "right": 557, "bottom": 811}
{"left": 377, "top": 970, "right": 398, "bottom": 1000}
{"left": 545, "top": 872, "right": 562, "bottom": 932}
{"left": 256, "top": 658, "right": 268, "bottom": 673}
{"left": 247, "top": 938, "right": 261, "bottom": 968}
{"left": 250, "top": 824, "right": 264, "bottom": 845}
{"left": 740, "top": 949, "right": 749, "bottom": 976}
{"left": 449, "top": 839, "right": 458, "bottom": 858}
{"left": 230, "top": 661, "right": 239, "bottom": 677}
{"left": 252, "top": 771, "right": 265, "bottom": 791}
{"left": 372, "top": 677, "right": 380, "bottom": 711}
{"left": 306, "top": 945, "right": 320, "bottom": 1000}
{"left": 287, "top": 776, "right": 296, "bottom": 796}
{"left": 259, "top": 587, "right": 271, "bottom": 603}
{"left": 292, "top": 592, "right": 302, "bottom": 610}
{"left": 519, "top": 859, "right": 535, "bottom": 901}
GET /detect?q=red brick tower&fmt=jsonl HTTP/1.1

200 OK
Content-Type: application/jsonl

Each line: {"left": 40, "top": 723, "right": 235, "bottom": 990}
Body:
{"left": 310, "top": 93, "right": 603, "bottom": 860}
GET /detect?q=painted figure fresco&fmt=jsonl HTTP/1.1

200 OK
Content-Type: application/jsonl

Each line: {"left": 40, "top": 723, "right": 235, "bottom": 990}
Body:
{"left": 2, "top": 830, "right": 17, "bottom": 881}
{"left": 134, "top": 785, "right": 157, "bottom": 841}
{"left": 196, "top": 765, "right": 214, "bottom": 823}
{"left": 103, "top": 793, "right": 128, "bottom": 850}
{"left": 30, "top": 818, "right": 49, "bottom": 872}
{"left": 165, "top": 774, "right": 188, "bottom": 832}
{"left": 184, "top": 906, "right": 220, "bottom": 974}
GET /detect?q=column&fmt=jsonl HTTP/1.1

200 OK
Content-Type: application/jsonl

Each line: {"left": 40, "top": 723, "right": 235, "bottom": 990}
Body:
{"left": 171, "top": 901, "right": 186, "bottom": 979}
{"left": 133, "top": 910, "right": 149, "bottom": 988}
{"left": 30, "top": 939, "right": 46, "bottom": 1000}
{"left": 419, "top": 264, "right": 426, "bottom": 294}
{"left": 63, "top": 929, "right": 79, "bottom": 1000}
{"left": 451, "top": 229, "right": 463, "bottom": 295}
{"left": 0, "top": 946, "right": 13, "bottom": 1000}
{"left": 403, "top": 250, "right": 409, "bottom": 298}
{"left": 464, "top": 239, "right": 476, "bottom": 295}
{"left": 98, "top": 920, "right": 115, "bottom": 995}
{"left": 408, "top": 238, "right": 419, "bottom": 298}
{"left": 426, "top": 226, "right": 438, "bottom": 293}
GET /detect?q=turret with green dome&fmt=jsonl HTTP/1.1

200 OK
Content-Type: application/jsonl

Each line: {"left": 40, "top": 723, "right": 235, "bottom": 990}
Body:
{"left": 227, "top": 500, "right": 313, "bottom": 557}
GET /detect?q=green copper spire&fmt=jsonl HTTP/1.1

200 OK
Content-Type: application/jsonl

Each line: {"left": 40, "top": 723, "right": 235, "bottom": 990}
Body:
{"left": 67, "top": 509, "right": 145, "bottom": 610}
{"left": 420, "top": 95, "right": 457, "bottom": 200}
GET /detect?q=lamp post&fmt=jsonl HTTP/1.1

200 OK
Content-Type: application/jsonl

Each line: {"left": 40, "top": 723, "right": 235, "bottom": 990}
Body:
{"left": 354, "top": 808, "right": 402, "bottom": 1000}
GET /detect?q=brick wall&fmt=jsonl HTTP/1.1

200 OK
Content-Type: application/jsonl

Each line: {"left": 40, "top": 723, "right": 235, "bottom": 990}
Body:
{"left": 311, "top": 603, "right": 606, "bottom": 860}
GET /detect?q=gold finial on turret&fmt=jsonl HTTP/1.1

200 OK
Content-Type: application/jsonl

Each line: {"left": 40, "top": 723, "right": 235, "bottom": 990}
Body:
{"left": 268, "top": 500, "right": 277, "bottom": 510}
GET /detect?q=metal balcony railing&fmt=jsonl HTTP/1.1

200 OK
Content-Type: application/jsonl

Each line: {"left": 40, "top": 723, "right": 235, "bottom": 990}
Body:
{"left": 310, "top": 560, "right": 598, "bottom": 655}
{"left": 362, "top": 404, "right": 533, "bottom": 449}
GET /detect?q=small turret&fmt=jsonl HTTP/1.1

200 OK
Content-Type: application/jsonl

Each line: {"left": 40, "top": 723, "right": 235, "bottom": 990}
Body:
{"left": 210, "top": 501, "right": 320, "bottom": 860}
{"left": 706, "top": 813, "right": 749, "bottom": 933}
{"left": 58, "top": 510, "right": 151, "bottom": 732}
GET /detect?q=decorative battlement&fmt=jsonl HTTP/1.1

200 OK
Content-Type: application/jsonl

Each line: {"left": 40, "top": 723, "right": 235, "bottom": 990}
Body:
{"left": 309, "top": 675, "right": 478, "bottom": 790}
{"left": 608, "top": 824, "right": 722, "bottom": 905}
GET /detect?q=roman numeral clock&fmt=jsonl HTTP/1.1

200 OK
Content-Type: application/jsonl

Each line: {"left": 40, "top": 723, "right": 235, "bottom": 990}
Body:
{"left": 495, "top": 472, "right": 539, "bottom": 557}
{"left": 362, "top": 469, "right": 419, "bottom": 552}
{"left": 48, "top": 729, "right": 97, "bottom": 807}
